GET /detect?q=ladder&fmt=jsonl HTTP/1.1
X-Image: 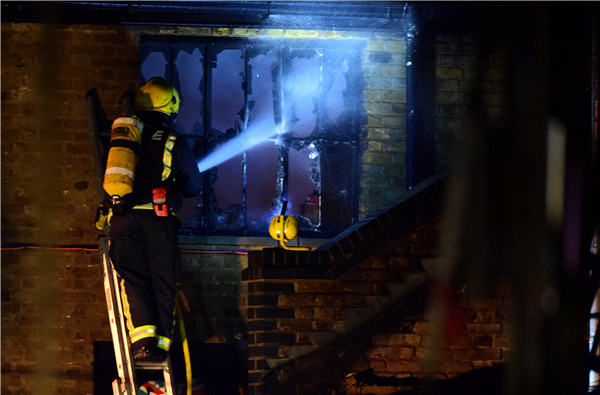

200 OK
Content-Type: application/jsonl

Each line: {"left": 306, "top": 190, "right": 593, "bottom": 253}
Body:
{"left": 98, "top": 235, "right": 177, "bottom": 395}
{"left": 87, "top": 88, "right": 189, "bottom": 395}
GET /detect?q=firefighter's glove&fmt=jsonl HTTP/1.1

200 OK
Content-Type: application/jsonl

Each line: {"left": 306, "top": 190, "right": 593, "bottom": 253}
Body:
{"left": 94, "top": 203, "right": 110, "bottom": 231}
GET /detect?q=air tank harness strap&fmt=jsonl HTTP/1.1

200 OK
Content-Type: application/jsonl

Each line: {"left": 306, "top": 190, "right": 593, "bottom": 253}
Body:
{"left": 131, "top": 188, "right": 175, "bottom": 217}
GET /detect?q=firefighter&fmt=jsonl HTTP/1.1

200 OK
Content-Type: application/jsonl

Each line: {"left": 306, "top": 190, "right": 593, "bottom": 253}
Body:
{"left": 107, "top": 76, "right": 202, "bottom": 362}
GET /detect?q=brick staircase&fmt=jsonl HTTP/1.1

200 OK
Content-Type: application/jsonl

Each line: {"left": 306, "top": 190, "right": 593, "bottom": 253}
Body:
{"left": 279, "top": 272, "right": 427, "bottom": 364}
{"left": 243, "top": 173, "right": 448, "bottom": 394}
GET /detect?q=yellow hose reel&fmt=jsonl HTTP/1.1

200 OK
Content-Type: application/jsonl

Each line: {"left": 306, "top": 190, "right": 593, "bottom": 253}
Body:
{"left": 269, "top": 202, "right": 310, "bottom": 251}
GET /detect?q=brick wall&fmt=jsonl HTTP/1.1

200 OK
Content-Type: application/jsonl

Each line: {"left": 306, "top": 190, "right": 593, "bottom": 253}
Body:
{"left": 360, "top": 34, "right": 408, "bottom": 217}
{"left": 1, "top": 23, "right": 140, "bottom": 394}
{"left": 433, "top": 33, "right": 508, "bottom": 173}
{"left": 180, "top": 248, "right": 249, "bottom": 343}
{"left": 1, "top": 23, "right": 139, "bottom": 246}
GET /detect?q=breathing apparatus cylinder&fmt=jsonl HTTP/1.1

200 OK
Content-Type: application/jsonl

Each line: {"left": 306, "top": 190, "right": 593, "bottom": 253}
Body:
{"left": 103, "top": 116, "right": 144, "bottom": 202}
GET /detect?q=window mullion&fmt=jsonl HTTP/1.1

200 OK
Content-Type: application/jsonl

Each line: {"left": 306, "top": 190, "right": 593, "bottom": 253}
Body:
{"left": 241, "top": 45, "right": 251, "bottom": 232}
{"left": 202, "top": 43, "right": 215, "bottom": 233}
{"left": 275, "top": 46, "right": 288, "bottom": 211}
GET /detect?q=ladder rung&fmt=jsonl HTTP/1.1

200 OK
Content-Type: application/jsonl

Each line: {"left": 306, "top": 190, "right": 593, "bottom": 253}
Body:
{"left": 135, "top": 360, "right": 171, "bottom": 371}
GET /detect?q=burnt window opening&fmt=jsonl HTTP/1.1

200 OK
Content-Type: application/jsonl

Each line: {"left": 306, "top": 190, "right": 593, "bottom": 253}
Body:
{"left": 139, "top": 38, "right": 365, "bottom": 238}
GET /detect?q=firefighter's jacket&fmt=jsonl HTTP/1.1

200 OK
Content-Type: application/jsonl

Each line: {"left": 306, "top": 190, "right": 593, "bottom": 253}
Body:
{"left": 128, "top": 110, "right": 201, "bottom": 214}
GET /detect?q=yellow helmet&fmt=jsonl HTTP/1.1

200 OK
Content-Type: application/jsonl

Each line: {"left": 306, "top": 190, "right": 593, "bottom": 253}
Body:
{"left": 134, "top": 76, "right": 180, "bottom": 117}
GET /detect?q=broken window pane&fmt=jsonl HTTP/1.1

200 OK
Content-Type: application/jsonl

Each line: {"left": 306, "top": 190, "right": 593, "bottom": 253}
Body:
{"left": 211, "top": 49, "right": 245, "bottom": 135}
{"left": 325, "top": 53, "right": 349, "bottom": 127}
{"left": 289, "top": 144, "right": 320, "bottom": 230}
{"left": 246, "top": 140, "right": 279, "bottom": 231}
{"left": 286, "top": 50, "right": 320, "bottom": 138}
{"left": 248, "top": 46, "right": 279, "bottom": 132}
{"left": 140, "top": 50, "right": 168, "bottom": 83}
{"left": 212, "top": 150, "right": 244, "bottom": 231}
{"left": 174, "top": 47, "right": 204, "bottom": 136}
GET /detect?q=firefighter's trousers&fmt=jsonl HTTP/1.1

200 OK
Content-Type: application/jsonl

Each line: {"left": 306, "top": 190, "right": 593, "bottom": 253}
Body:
{"left": 109, "top": 208, "right": 181, "bottom": 351}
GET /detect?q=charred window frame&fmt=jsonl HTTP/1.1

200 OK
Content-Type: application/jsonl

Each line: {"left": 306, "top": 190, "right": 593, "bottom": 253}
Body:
{"left": 139, "top": 37, "right": 365, "bottom": 238}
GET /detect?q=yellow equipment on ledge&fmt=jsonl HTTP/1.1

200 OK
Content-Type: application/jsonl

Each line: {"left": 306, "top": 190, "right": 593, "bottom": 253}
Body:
{"left": 269, "top": 201, "right": 311, "bottom": 251}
